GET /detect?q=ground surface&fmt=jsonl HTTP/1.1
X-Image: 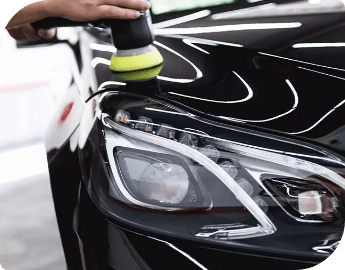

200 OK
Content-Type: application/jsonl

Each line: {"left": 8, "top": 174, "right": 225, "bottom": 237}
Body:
{"left": 0, "top": 174, "right": 66, "bottom": 270}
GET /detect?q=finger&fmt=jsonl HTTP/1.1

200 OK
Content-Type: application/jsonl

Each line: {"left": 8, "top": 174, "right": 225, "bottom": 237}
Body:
{"left": 38, "top": 28, "right": 56, "bottom": 39}
{"left": 21, "top": 24, "right": 41, "bottom": 41}
{"left": 7, "top": 27, "right": 26, "bottom": 41}
{"left": 97, "top": 5, "right": 140, "bottom": 20}
{"left": 101, "top": 0, "right": 151, "bottom": 11}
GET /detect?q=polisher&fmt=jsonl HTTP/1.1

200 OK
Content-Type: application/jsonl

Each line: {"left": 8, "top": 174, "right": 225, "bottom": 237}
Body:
{"left": 109, "top": 10, "right": 163, "bottom": 73}
{"left": 32, "top": 9, "right": 163, "bottom": 73}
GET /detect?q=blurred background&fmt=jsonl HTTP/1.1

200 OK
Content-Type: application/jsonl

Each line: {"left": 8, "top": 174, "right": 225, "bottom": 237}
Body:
{"left": 0, "top": 0, "right": 345, "bottom": 269}
{"left": 0, "top": 31, "right": 67, "bottom": 270}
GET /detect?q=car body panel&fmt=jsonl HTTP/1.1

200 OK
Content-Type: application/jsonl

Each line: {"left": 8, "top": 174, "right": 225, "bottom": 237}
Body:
{"left": 43, "top": 1, "right": 345, "bottom": 269}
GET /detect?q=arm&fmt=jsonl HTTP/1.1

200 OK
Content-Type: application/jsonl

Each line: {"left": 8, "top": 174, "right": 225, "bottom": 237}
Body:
{"left": 7, "top": 0, "right": 150, "bottom": 28}
{"left": 6, "top": 1, "right": 51, "bottom": 29}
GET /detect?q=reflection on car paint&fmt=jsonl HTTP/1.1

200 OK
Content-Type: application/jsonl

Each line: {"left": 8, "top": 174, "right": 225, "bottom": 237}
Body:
{"left": 154, "top": 22, "right": 302, "bottom": 35}
{"left": 183, "top": 39, "right": 211, "bottom": 54}
{"left": 154, "top": 40, "right": 203, "bottom": 83}
{"left": 98, "top": 81, "right": 126, "bottom": 91}
{"left": 91, "top": 57, "right": 111, "bottom": 68}
{"left": 168, "top": 71, "right": 253, "bottom": 104}
{"left": 59, "top": 102, "right": 74, "bottom": 124}
{"left": 259, "top": 52, "right": 345, "bottom": 72}
{"left": 293, "top": 42, "right": 345, "bottom": 48}
{"left": 210, "top": 3, "right": 277, "bottom": 20}
{"left": 219, "top": 79, "right": 299, "bottom": 123}
{"left": 152, "top": 10, "right": 212, "bottom": 29}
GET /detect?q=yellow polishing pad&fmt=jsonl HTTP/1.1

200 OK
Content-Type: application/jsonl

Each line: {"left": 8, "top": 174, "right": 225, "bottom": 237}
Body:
{"left": 110, "top": 48, "right": 163, "bottom": 72}
{"left": 115, "top": 64, "right": 163, "bottom": 82}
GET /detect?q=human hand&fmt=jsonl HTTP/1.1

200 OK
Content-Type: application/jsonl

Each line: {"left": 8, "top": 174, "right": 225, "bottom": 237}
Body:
{"left": 7, "top": 24, "right": 56, "bottom": 41}
{"left": 45, "top": 0, "right": 151, "bottom": 21}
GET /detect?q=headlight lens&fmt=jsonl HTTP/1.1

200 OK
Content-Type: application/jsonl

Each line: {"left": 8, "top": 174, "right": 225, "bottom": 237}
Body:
{"left": 115, "top": 147, "right": 208, "bottom": 207}
{"left": 81, "top": 92, "right": 345, "bottom": 256}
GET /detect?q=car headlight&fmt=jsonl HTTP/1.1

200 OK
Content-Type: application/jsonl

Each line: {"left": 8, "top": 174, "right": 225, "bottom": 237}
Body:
{"left": 80, "top": 92, "right": 344, "bottom": 254}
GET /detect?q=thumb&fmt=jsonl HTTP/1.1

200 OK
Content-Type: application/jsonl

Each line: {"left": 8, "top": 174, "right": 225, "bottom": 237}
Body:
{"left": 37, "top": 28, "right": 56, "bottom": 39}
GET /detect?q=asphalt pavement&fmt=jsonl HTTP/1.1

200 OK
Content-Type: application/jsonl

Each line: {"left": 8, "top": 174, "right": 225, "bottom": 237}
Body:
{"left": 0, "top": 173, "right": 66, "bottom": 270}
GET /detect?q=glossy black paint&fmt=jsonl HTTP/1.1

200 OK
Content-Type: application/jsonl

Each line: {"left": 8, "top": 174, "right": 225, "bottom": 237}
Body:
{"left": 48, "top": 135, "right": 83, "bottom": 270}
{"left": 75, "top": 180, "right": 316, "bottom": 270}
{"left": 74, "top": 90, "right": 345, "bottom": 269}
{"left": 88, "top": 3, "right": 345, "bottom": 148}
{"left": 44, "top": 1, "right": 345, "bottom": 270}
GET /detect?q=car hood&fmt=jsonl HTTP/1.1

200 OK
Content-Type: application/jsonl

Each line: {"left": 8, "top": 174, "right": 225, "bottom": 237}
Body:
{"left": 90, "top": 1, "right": 345, "bottom": 153}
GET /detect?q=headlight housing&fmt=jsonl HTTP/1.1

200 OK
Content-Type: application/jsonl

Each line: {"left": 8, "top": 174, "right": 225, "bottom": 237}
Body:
{"left": 80, "top": 92, "right": 345, "bottom": 259}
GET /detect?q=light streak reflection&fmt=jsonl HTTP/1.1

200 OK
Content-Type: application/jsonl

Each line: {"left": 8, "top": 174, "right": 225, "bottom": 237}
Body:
{"left": 153, "top": 10, "right": 211, "bottom": 29}
{"left": 218, "top": 79, "right": 298, "bottom": 123}
{"left": 145, "top": 107, "right": 189, "bottom": 116}
{"left": 154, "top": 22, "right": 302, "bottom": 35}
{"left": 168, "top": 71, "right": 253, "bottom": 103}
{"left": 91, "top": 57, "right": 111, "bottom": 68}
{"left": 98, "top": 81, "right": 126, "bottom": 91}
{"left": 211, "top": 3, "right": 276, "bottom": 20}
{"left": 287, "top": 67, "right": 345, "bottom": 134}
{"left": 163, "top": 35, "right": 243, "bottom": 48}
{"left": 293, "top": 42, "right": 345, "bottom": 49}
{"left": 298, "top": 67, "right": 345, "bottom": 81}
{"left": 288, "top": 98, "right": 345, "bottom": 135}
{"left": 144, "top": 236, "right": 208, "bottom": 270}
{"left": 259, "top": 52, "right": 345, "bottom": 72}
{"left": 154, "top": 40, "right": 203, "bottom": 83}
{"left": 183, "top": 39, "right": 210, "bottom": 54}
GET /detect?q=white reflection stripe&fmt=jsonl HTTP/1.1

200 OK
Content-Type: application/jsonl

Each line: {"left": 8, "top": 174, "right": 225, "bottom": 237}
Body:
{"left": 91, "top": 57, "right": 111, "bottom": 68}
{"left": 211, "top": 3, "right": 276, "bottom": 20}
{"left": 147, "top": 236, "right": 209, "bottom": 270}
{"left": 119, "top": 227, "right": 208, "bottom": 270}
{"left": 183, "top": 39, "right": 210, "bottom": 54}
{"left": 259, "top": 52, "right": 345, "bottom": 72}
{"left": 90, "top": 43, "right": 117, "bottom": 53}
{"left": 287, "top": 79, "right": 299, "bottom": 108}
{"left": 195, "top": 38, "right": 243, "bottom": 48}
{"left": 157, "top": 76, "right": 195, "bottom": 83}
{"left": 218, "top": 79, "right": 298, "bottom": 123}
{"left": 287, "top": 68, "right": 345, "bottom": 135}
{"left": 168, "top": 71, "right": 253, "bottom": 103}
{"left": 154, "top": 40, "right": 203, "bottom": 78}
{"left": 153, "top": 10, "right": 211, "bottom": 29}
{"left": 145, "top": 107, "right": 189, "bottom": 116}
{"left": 298, "top": 66, "right": 345, "bottom": 81}
{"left": 154, "top": 22, "right": 302, "bottom": 35}
{"left": 293, "top": 43, "right": 345, "bottom": 48}
{"left": 288, "top": 109, "right": 335, "bottom": 135}
{"left": 288, "top": 98, "right": 345, "bottom": 135}
{"left": 161, "top": 34, "right": 243, "bottom": 48}
{"left": 98, "top": 81, "right": 126, "bottom": 90}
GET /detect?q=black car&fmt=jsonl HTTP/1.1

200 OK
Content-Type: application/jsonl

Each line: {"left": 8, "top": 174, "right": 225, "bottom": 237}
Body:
{"left": 30, "top": 0, "right": 345, "bottom": 269}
